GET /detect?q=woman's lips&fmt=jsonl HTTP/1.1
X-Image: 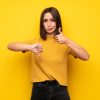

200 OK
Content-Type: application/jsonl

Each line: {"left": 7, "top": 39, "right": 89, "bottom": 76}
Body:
{"left": 48, "top": 28, "right": 53, "bottom": 30}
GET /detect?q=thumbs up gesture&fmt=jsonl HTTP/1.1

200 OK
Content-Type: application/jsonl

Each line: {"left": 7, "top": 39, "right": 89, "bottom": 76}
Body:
{"left": 55, "top": 27, "right": 67, "bottom": 44}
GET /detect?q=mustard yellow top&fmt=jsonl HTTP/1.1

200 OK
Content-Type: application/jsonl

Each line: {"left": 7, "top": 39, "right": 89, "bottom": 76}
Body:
{"left": 28, "top": 35, "right": 70, "bottom": 86}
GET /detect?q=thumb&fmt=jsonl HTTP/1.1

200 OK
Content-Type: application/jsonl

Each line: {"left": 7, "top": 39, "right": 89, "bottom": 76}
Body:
{"left": 58, "top": 27, "right": 63, "bottom": 35}
{"left": 58, "top": 27, "right": 62, "bottom": 34}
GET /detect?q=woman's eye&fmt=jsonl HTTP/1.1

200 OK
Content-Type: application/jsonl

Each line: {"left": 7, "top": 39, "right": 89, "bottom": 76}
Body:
{"left": 51, "top": 19, "right": 55, "bottom": 21}
{"left": 43, "top": 19, "right": 55, "bottom": 22}
{"left": 43, "top": 19, "right": 47, "bottom": 22}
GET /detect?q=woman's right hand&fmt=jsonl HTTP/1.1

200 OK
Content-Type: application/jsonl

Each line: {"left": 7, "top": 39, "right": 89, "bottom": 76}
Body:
{"left": 7, "top": 42, "right": 43, "bottom": 56}
{"left": 30, "top": 43, "right": 43, "bottom": 56}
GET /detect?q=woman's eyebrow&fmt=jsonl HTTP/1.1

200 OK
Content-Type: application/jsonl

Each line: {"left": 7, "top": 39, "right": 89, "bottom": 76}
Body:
{"left": 44, "top": 18, "right": 54, "bottom": 20}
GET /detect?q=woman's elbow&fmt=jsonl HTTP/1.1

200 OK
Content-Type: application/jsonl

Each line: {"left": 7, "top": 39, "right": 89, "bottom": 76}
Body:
{"left": 7, "top": 43, "right": 15, "bottom": 51}
{"left": 7, "top": 44, "right": 11, "bottom": 50}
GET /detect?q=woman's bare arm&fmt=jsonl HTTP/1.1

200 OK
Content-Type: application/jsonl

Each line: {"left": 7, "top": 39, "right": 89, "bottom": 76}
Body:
{"left": 7, "top": 42, "right": 43, "bottom": 56}
{"left": 55, "top": 28, "right": 89, "bottom": 61}
{"left": 65, "top": 38, "right": 89, "bottom": 61}
{"left": 7, "top": 42, "right": 32, "bottom": 52}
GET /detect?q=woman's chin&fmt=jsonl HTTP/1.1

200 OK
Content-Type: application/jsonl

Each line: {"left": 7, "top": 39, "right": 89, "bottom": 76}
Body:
{"left": 46, "top": 30, "right": 55, "bottom": 34}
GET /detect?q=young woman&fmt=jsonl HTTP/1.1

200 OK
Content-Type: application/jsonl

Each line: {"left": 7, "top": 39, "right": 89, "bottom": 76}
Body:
{"left": 7, "top": 7, "right": 89, "bottom": 100}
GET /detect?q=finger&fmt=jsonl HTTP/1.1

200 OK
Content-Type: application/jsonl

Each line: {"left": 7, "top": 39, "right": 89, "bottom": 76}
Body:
{"left": 37, "top": 46, "right": 43, "bottom": 49}
{"left": 36, "top": 53, "right": 40, "bottom": 56}
{"left": 58, "top": 40, "right": 63, "bottom": 43}
{"left": 58, "top": 27, "right": 62, "bottom": 34}
{"left": 55, "top": 35, "right": 60, "bottom": 39}
{"left": 37, "top": 44, "right": 42, "bottom": 48}
{"left": 55, "top": 36, "right": 58, "bottom": 39}
{"left": 57, "top": 39, "right": 60, "bottom": 42}
{"left": 36, "top": 51, "right": 42, "bottom": 53}
{"left": 55, "top": 35, "right": 58, "bottom": 38}
{"left": 35, "top": 43, "right": 42, "bottom": 47}
{"left": 37, "top": 47, "right": 43, "bottom": 50}
{"left": 35, "top": 52, "right": 40, "bottom": 56}
{"left": 38, "top": 44, "right": 42, "bottom": 47}
{"left": 37, "top": 47, "right": 43, "bottom": 51}
{"left": 37, "top": 49, "right": 43, "bottom": 52}
{"left": 58, "top": 28, "right": 64, "bottom": 36}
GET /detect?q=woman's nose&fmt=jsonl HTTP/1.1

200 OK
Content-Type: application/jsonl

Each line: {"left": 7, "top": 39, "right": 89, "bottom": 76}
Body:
{"left": 47, "top": 21, "right": 51, "bottom": 26}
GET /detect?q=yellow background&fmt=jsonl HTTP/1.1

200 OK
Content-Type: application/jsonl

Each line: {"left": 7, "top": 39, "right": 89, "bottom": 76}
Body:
{"left": 0, "top": 0, "right": 100, "bottom": 100}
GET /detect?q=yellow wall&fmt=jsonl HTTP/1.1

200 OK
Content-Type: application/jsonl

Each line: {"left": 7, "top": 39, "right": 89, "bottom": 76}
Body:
{"left": 0, "top": 0, "right": 100, "bottom": 100}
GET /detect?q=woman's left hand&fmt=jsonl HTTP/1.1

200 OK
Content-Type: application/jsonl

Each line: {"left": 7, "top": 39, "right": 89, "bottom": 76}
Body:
{"left": 55, "top": 27, "right": 89, "bottom": 61}
{"left": 55, "top": 27, "right": 67, "bottom": 44}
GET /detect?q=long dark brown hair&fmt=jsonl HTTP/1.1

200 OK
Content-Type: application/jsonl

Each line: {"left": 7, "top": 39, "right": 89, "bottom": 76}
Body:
{"left": 40, "top": 7, "right": 62, "bottom": 40}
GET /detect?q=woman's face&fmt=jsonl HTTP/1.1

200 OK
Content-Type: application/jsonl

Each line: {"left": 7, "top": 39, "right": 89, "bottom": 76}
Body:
{"left": 43, "top": 12, "right": 56, "bottom": 34}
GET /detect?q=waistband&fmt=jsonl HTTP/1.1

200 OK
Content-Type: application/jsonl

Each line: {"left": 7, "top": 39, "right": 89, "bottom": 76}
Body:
{"left": 33, "top": 80, "right": 59, "bottom": 87}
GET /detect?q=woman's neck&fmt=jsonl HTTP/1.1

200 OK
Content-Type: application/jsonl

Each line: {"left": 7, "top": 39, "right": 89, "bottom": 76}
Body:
{"left": 47, "top": 33, "right": 55, "bottom": 38}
